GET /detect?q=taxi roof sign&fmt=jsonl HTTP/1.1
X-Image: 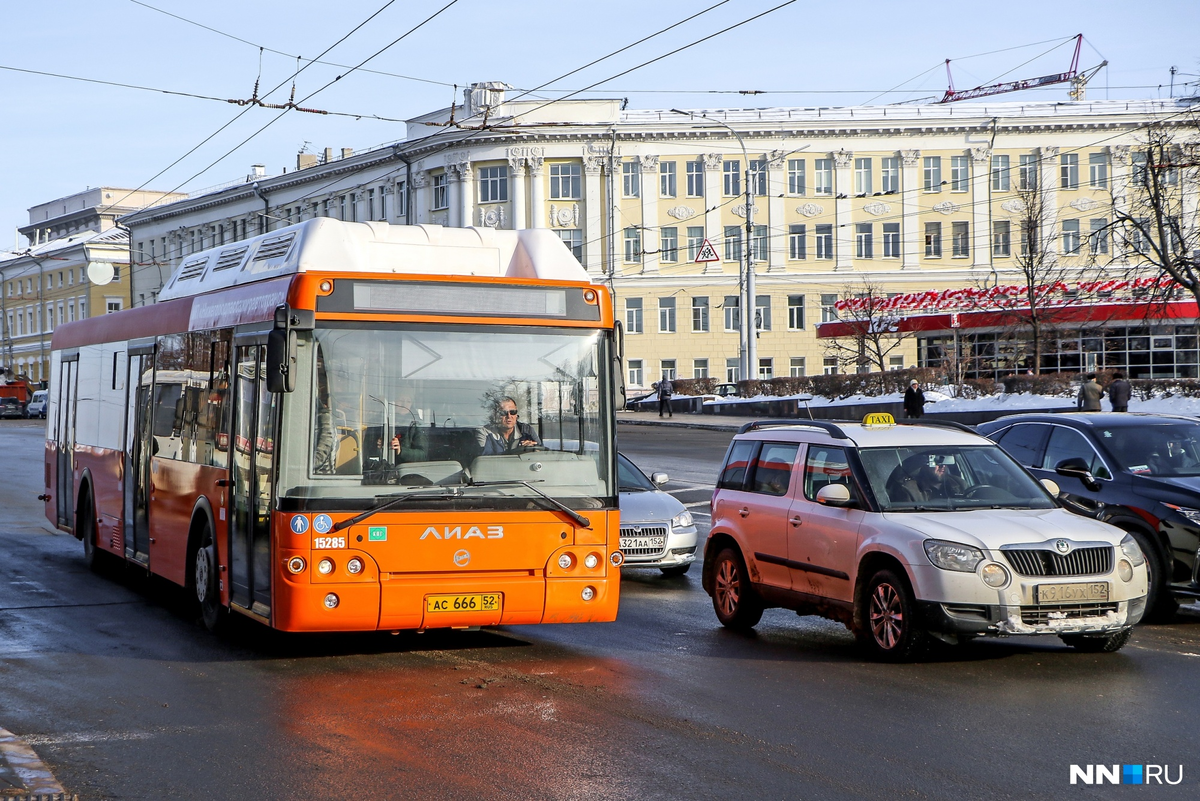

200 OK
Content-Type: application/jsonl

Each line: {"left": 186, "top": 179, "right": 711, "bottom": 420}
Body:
{"left": 862, "top": 412, "right": 896, "bottom": 427}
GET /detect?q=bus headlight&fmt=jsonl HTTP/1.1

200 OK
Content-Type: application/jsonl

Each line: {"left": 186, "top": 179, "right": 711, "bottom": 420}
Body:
{"left": 324, "top": 593, "right": 339, "bottom": 609}
{"left": 581, "top": 586, "right": 596, "bottom": 602}
{"left": 286, "top": 556, "right": 306, "bottom": 574}
{"left": 346, "top": 557, "right": 364, "bottom": 575}
{"left": 584, "top": 553, "right": 600, "bottom": 569}
{"left": 318, "top": 558, "right": 334, "bottom": 575}
{"left": 558, "top": 553, "right": 574, "bottom": 570}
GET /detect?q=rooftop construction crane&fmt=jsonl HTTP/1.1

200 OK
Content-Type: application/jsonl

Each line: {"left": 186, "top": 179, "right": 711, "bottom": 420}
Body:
{"left": 938, "top": 34, "right": 1107, "bottom": 103}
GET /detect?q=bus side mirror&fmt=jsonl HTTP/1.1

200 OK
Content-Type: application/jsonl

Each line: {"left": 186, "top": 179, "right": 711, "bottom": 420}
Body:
{"left": 612, "top": 320, "right": 626, "bottom": 412}
{"left": 266, "top": 328, "right": 296, "bottom": 393}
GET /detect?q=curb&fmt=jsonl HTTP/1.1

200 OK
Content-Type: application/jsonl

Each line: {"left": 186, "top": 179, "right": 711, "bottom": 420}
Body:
{"left": 0, "top": 728, "right": 67, "bottom": 798}
{"left": 617, "top": 417, "right": 740, "bottom": 432}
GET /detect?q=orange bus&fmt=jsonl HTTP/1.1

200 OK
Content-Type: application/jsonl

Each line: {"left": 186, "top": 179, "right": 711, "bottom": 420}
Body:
{"left": 45, "top": 218, "right": 623, "bottom": 632}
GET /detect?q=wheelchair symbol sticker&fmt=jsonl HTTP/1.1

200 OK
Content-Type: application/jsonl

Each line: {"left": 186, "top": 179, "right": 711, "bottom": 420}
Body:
{"left": 313, "top": 514, "right": 334, "bottom": 534}
{"left": 290, "top": 515, "right": 309, "bottom": 534}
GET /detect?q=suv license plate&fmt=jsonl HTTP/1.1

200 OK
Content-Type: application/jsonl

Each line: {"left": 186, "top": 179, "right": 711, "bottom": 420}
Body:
{"left": 1036, "top": 582, "right": 1109, "bottom": 603}
{"left": 620, "top": 536, "right": 665, "bottom": 550}
{"left": 426, "top": 593, "right": 502, "bottom": 613}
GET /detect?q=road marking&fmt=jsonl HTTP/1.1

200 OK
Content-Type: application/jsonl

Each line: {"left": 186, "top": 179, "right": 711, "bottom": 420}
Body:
{"left": 0, "top": 726, "right": 66, "bottom": 795}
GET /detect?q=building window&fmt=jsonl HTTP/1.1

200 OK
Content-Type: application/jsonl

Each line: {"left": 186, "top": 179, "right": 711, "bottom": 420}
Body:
{"left": 726, "top": 358, "right": 740, "bottom": 383}
{"left": 790, "top": 357, "right": 806, "bottom": 377}
{"left": 556, "top": 229, "right": 583, "bottom": 262}
{"left": 883, "top": 222, "right": 901, "bottom": 258}
{"left": 814, "top": 158, "right": 833, "bottom": 195}
{"left": 365, "top": 189, "right": 375, "bottom": 221}
{"left": 1089, "top": 218, "right": 1108, "bottom": 255}
{"left": 660, "top": 359, "right": 676, "bottom": 381}
{"left": 821, "top": 293, "right": 838, "bottom": 323}
{"left": 815, "top": 225, "right": 834, "bottom": 260}
{"left": 693, "top": 358, "right": 709, "bottom": 379}
{"left": 925, "top": 222, "right": 942, "bottom": 257}
{"left": 623, "top": 228, "right": 642, "bottom": 263}
{"left": 692, "top": 296, "right": 709, "bottom": 332}
{"left": 1089, "top": 153, "right": 1108, "bottom": 189}
{"left": 889, "top": 356, "right": 904, "bottom": 371}
{"left": 991, "top": 155, "right": 1010, "bottom": 191}
{"left": 952, "top": 221, "right": 970, "bottom": 257}
{"left": 755, "top": 295, "right": 771, "bottom": 332}
{"left": 788, "top": 295, "right": 805, "bottom": 330}
{"left": 659, "top": 298, "right": 676, "bottom": 333}
{"left": 881, "top": 156, "right": 900, "bottom": 193}
{"left": 625, "top": 298, "right": 643, "bottom": 333}
{"left": 628, "top": 359, "right": 643, "bottom": 387}
{"left": 1019, "top": 154, "right": 1038, "bottom": 190}
{"left": 950, "top": 156, "right": 970, "bottom": 192}
{"left": 1060, "top": 153, "right": 1079, "bottom": 189}
{"left": 724, "top": 226, "right": 742, "bottom": 262}
{"left": 687, "top": 226, "right": 704, "bottom": 261}
{"left": 1021, "top": 221, "right": 1038, "bottom": 256}
{"left": 395, "top": 180, "right": 407, "bottom": 217}
{"left": 758, "top": 358, "right": 774, "bottom": 380}
{"left": 788, "top": 159, "right": 806, "bottom": 195}
{"left": 686, "top": 160, "right": 704, "bottom": 197}
{"left": 856, "top": 223, "right": 874, "bottom": 259}
{"left": 723, "top": 160, "right": 741, "bottom": 197}
{"left": 660, "top": 161, "right": 677, "bottom": 198}
{"left": 788, "top": 224, "right": 807, "bottom": 259}
{"left": 751, "top": 225, "right": 767, "bottom": 262}
{"left": 723, "top": 296, "right": 740, "bottom": 332}
{"left": 993, "top": 220, "right": 1011, "bottom": 257}
{"left": 1062, "top": 219, "right": 1082, "bottom": 254}
{"left": 1132, "top": 151, "right": 1147, "bottom": 184}
{"left": 432, "top": 174, "right": 448, "bottom": 210}
{"left": 749, "top": 158, "right": 767, "bottom": 196}
{"left": 854, "top": 158, "right": 872, "bottom": 195}
{"left": 549, "top": 163, "right": 581, "bottom": 199}
{"left": 478, "top": 165, "right": 509, "bottom": 203}
{"left": 823, "top": 357, "right": 839, "bottom": 375}
{"left": 923, "top": 156, "right": 942, "bottom": 192}
{"left": 660, "top": 227, "right": 678, "bottom": 262}
{"left": 622, "top": 161, "right": 640, "bottom": 198}
{"left": 106, "top": 299, "right": 122, "bottom": 314}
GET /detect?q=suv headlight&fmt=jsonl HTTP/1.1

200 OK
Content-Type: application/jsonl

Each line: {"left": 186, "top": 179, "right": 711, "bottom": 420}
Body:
{"left": 924, "top": 539, "right": 985, "bottom": 572}
{"left": 1119, "top": 533, "right": 1146, "bottom": 567}
{"left": 1164, "top": 503, "right": 1200, "bottom": 526}
{"left": 671, "top": 510, "right": 694, "bottom": 529}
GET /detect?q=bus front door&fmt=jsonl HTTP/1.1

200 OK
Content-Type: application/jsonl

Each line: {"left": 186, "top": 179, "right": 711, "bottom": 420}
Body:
{"left": 229, "top": 345, "right": 277, "bottom": 618}
{"left": 123, "top": 352, "right": 154, "bottom": 563}
{"left": 54, "top": 355, "right": 78, "bottom": 530}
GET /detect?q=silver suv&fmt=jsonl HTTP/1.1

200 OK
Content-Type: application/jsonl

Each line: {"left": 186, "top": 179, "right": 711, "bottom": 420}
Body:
{"left": 702, "top": 416, "right": 1149, "bottom": 661}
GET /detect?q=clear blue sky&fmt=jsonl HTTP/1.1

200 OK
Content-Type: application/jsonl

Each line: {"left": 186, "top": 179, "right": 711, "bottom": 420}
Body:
{"left": 2, "top": 0, "right": 1196, "bottom": 248}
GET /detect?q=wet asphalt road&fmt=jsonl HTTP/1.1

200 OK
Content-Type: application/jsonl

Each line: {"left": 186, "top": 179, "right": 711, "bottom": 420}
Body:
{"left": 2, "top": 418, "right": 1199, "bottom": 800}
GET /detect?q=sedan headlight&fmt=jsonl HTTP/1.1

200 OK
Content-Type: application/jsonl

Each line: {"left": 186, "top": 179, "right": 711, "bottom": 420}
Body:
{"left": 924, "top": 539, "right": 985, "bottom": 572}
{"left": 1119, "top": 533, "right": 1146, "bottom": 567}
{"left": 671, "top": 510, "right": 694, "bottom": 529}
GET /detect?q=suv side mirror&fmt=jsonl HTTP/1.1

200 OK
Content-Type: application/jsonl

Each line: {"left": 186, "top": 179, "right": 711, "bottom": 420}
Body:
{"left": 1054, "top": 457, "right": 1100, "bottom": 491}
{"left": 816, "top": 483, "right": 853, "bottom": 506}
{"left": 651, "top": 471, "right": 669, "bottom": 487}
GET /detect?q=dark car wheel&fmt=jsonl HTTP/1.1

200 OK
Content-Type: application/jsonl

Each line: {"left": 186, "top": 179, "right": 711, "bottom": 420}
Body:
{"left": 711, "top": 548, "right": 763, "bottom": 631}
{"left": 1060, "top": 628, "right": 1132, "bottom": 653}
{"left": 1124, "top": 529, "right": 1178, "bottom": 623}
{"left": 857, "top": 569, "right": 927, "bottom": 662}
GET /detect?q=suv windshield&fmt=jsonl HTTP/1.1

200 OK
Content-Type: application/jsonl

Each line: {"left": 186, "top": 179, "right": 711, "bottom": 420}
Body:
{"left": 1097, "top": 423, "right": 1200, "bottom": 477}
{"left": 859, "top": 445, "right": 1056, "bottom": 511}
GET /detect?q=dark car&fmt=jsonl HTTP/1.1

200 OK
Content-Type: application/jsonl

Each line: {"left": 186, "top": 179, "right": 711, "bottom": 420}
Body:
{"left": 0, "top": 397, "right": 26, "bottom": 419}
{"left": 978, "top": 412, "right": 1200, "bottom": 620}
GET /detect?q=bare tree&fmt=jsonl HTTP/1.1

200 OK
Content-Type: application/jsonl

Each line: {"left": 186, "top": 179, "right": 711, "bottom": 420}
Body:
{"left": 823, "top": 280, "right": 915, "bottom": 392}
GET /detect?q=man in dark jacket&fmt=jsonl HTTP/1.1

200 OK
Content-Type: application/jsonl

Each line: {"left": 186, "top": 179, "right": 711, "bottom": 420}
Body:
{"left": 903, "top": 379, "right": 926, "bottom": 419}
{"left": 1108, "top": 372, "right": 1132, "bottom": 412}
{"left": 477, "top": 396, "right": 541, "bottom": 455}
{"left": 656, "top": 374, "right": 674, "bottom": 418}
{"left": 1077, "top": 373, "right": 1104, "bottom": 412}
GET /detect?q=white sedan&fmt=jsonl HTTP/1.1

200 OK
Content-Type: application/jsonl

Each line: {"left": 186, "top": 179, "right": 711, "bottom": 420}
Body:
{"left": 618, "top": 453, "right": 698, "bottom": 577}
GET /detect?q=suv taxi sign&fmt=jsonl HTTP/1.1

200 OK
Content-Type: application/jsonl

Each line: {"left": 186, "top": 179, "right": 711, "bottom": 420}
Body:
{"left": 862, "top": 412, "right": 896, "bottom": 427}
{"left": 693, "top": 239, "right": 720, "bottom": 263}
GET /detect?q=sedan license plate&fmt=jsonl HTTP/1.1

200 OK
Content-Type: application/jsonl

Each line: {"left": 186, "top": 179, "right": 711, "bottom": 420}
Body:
{"left": 620, "top": 536, "right": 666, "bottom": 551}
{"left": 1036, "top": 582, "right": 1109, "bottom": 603}
{"left": 426, "top": 593, "right": 501, "bottom": 613}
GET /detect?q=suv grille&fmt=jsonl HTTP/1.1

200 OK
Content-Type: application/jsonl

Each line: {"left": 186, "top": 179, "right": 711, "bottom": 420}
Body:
{"left": 620, "top": 525, "right": 668, "bottom": 557}
{"left": 1020, "top": 602, "right": 1119, "bottom": 625}
{"left": 1002, "top": 546, "right": 1113, "bottom": 577}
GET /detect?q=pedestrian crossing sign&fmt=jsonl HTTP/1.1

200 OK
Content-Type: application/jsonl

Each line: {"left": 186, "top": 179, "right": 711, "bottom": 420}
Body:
{"left": 694, "top": 238, "right": 720, "bottom": 263}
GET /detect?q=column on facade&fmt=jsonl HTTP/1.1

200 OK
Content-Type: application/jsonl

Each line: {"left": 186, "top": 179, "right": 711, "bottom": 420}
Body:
{"left": 509, "top": 157, "right": 528, "bottom": 230}
{"left": 766, "top": 150, "right": 787, "bottom": 272}
{"left": 639, "top": 155, "right": 660, "bottom": 274}
{"left": 1040, "top": 146, "right": 1059, "bottom": 259}
{"left": 900, "top": 150, "right": 921, "bottom": 268}
{"left": 528, "top": 156, "right": 545, "bottom": 228}
{"left": 1110, "top": 145, "right": 1131, "bottom": 261}
{"left": 583, "top": 155, "right": 605, "bottom": 274}
{"left": 702, "top": 153, "right": 723, "bottom": 275}
{"left": 833, "top": 149, "right": 853, "bottom": 270}
{"left": 455, "top": 159, "right": 473, "bottom": 229}
{"left": 411, "top": 172, "right": 429, "bottom": 225}
{"left": 970, "top": 146, "right": 992, "bottom": 268}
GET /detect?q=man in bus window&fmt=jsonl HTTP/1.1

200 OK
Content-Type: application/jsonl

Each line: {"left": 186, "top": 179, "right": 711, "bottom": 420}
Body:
{"left": 477, "top": 396, "right": 540, "bottom": 455}
{"left": 390, "top": 390, "right": 429, "bottom": 463}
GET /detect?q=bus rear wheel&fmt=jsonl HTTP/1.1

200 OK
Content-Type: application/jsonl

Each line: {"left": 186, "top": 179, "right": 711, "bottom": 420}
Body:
{"left": 194, "top": 529, "right": 225, "bottom": 633}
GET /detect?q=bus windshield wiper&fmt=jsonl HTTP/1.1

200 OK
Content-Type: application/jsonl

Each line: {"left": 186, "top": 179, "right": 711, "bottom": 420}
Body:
{"left": 331, "top": 486, "right": 467, "bottom": 532}
{"left": 470, "top": 480, "right": 591, "bottom": 529}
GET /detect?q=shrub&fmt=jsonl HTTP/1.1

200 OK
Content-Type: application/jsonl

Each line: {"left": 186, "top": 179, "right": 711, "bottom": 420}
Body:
{"left": 671, "top": 377, "right": 716, "bottom": 396}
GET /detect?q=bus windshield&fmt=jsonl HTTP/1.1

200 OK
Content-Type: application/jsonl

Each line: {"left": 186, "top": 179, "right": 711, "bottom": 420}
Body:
{"left": 277, "top": 323, "right": 614, "bottom": 507}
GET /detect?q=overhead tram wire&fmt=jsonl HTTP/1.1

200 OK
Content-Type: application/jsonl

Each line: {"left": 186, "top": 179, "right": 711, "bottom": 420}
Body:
{"left": 126, "top": 0, "right": 456, "bottom": 88}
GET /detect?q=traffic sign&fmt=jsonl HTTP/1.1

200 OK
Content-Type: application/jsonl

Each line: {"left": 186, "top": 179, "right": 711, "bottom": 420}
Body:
{"left": 694, "top": 238, "right": 720, "bottom": 263}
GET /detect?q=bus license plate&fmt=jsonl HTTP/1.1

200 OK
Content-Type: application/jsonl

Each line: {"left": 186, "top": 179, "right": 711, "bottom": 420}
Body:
{"left": 1036, "top": 582, "right": 1109, "bottom": 603}
{"left": 426, "top": 593, "right": 502, "bottom": 613}
{"left": 620, "top": 536, "right": 665, "bottom": 551}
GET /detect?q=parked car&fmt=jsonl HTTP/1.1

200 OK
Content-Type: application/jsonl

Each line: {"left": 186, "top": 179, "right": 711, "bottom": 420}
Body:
{"left": 618, "top": 453, "right": 697, "bottom": 576}
{"left": 978, "top": 412, "right": 1200, "bottom": 621}
{"left": 703, "top": 415, "right": 1148, "bottom": 661}
{"left": 0, "top": 396, "right": 25, "bottom": 419}
{"left": 25, "top": 390, "right": 47, "bottom": 419}
{"left": 712, "top": 383, "right": 740, "bottom": 398}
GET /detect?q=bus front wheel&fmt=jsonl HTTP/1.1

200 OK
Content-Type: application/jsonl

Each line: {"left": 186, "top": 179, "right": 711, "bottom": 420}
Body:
{"left": 194, "top": 529, "right": 225, "bottom": 633}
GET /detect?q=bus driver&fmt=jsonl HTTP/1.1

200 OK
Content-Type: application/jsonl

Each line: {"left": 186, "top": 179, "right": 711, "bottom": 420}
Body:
{"left": 477, "top": 396, "right": 541, "bottom": 455}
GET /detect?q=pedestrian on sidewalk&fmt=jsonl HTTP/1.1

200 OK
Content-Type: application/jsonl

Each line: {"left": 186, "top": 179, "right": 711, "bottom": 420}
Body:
{"left": 1108, "top": 372, "right": 1132, "bottom": 413}
{"left": 1077, "top": 373, "right": 1105, "bottom": 412}
{"left": 903, "top": 379, "right": 926, "bottom": 419}
{"left": 656, "top": 374, "right": 674, "bottom": 418}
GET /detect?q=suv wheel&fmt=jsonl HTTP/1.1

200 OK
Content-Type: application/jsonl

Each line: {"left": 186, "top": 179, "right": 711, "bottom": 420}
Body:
{"left": 1060, "top": 628, "right": 1132, "bottom": 653}
{"left": 1125, "top": 529, "right": 1178, "bottom": 623}
{"left": 711, "top": 548, "right": 763, "bottom": 631}
{"left": 858, "top": 569, "right": 927, "bottom": 662}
